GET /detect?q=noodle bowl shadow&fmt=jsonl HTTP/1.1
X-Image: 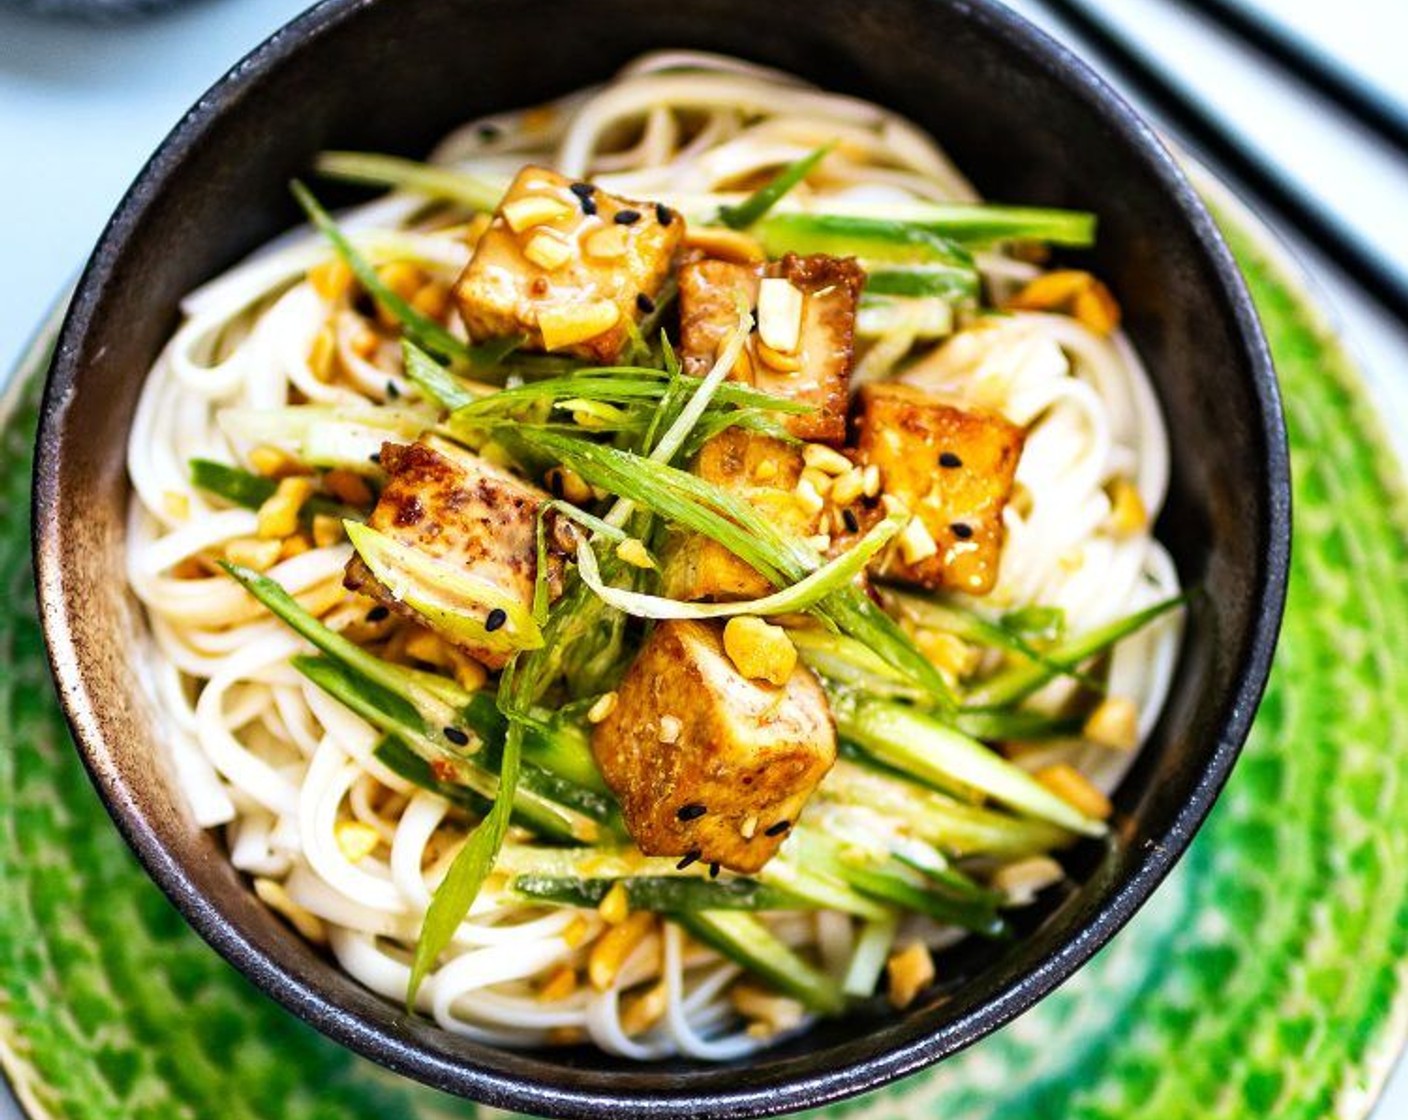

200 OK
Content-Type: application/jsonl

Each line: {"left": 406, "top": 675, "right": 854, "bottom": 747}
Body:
{"left": 32, "top": 0, "right": 1290, "bottom": 1116}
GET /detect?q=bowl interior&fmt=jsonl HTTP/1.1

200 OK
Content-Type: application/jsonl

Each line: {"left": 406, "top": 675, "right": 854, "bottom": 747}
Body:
{"left": 33, "top": 0, "right": 1287, "bottom": 1115}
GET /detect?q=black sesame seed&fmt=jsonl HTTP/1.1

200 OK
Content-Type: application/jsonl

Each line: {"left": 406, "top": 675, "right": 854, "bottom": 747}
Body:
{"left": 709, "top": 862, "right": 720, "bottom": 879}
{"left": 443, "top": 727, "right": 470, "bottom": 746}
{"left": 580, "top": 195, "right": 598, "bottom": 216}
{"left": 636, "top": 292, "right": 656, "bottom": 315}
{"left": 614, "top": 209, "right": 642, "bottom": 225}
{"left": 485, "top": 607, "right": 508, "bottom": 632}
{"left": 569, "top": 181, "right": 596, "bottom": 198}
{"left": 655, "top": 202, "right": 674, "bottom": 226}
{"left": 386, "top": 380, "right": 400, "bottom": 400}
{"left": 763, "top": 820, "right": 791, "bottom": 837}
{"left": 939, "top": 451, "right": 963, "bottom": 469}
{"left": 842, "top": 508, "right": 860, "bottom": 533}
{"left": 366, "top": 605, "right": 390, "bottom": 622}
{"left": 677, "top": 850, "right": 702, "bottom": 870}
{"left": 951, "top": 522, "right": 974, "bottom": 540}
{"left": 369, "top": 451, "right": 382, "bottom": 465}
{"left": 476, "top": 122, "right": 502, "bottom": 141}
{"left": 676, "top": 803, "right": 707, "bottom": 822}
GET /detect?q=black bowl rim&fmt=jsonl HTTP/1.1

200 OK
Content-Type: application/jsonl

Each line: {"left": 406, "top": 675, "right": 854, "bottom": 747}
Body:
{"left": 31, "top": 0, "right": 1292, "bottom": 1115}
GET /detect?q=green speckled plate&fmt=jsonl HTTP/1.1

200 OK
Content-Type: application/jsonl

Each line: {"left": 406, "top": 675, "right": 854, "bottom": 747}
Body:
{"left": 3, "top": 200, "right": 1407, "bottom": 1120}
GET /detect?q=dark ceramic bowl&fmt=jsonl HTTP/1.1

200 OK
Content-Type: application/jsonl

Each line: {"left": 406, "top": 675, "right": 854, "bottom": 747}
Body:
{"left": 32, "top": 0, "right": 1290, "bottom": 1115}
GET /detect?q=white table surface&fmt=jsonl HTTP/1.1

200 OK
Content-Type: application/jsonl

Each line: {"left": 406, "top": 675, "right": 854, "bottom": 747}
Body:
{"left": 1, "top": 0, "right": 1406, "bottom": 1115}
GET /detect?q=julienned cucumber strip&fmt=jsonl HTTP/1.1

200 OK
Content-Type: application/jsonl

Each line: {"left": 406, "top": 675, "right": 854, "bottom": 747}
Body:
{"left": 837, "top": 699, "right": 1106, "bottom": 837}
{"left": 785, "top": 202, "right": 1097, "bottom": 247}
{"left": 512, "top": 874, "right": 803, "bottom": 912}
{"left": 963, "top": 593, "right": 1186, "bottom": 711}
{"left": 673, "top": 911, "right": 845, "bottom": 1015}
{"left": 315, "top": 150, "right": 505, "bottom": 212}
{"left": 864, "top": 266, "right": 980, "bottom": 301}
{"left": 755, "top": 212, "right": 978, "bottom": 267}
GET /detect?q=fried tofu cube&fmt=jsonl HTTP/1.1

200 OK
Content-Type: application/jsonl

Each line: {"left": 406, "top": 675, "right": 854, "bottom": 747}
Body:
{"left": 678, "top": 252, "right": 864, "bottom": 444}
{"left": 343, "top": 436, "right": 558, "bottom": 668}
{"left": 660, "top": 428, "right": 820, "bottom": 602}
{"left": 591, "top": 620, "right": 836, "bottom": 873}
{"left": 453, "top": 166, "right": 684, "bottom": 363}
{"left": 846, "top": 383, "right": 1025, "bottom": 597}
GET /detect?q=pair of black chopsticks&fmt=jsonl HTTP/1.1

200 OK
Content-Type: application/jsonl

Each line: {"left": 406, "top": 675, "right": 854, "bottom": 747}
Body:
{"left": 1033, "top": 0, "right": 1408, "bottom": 327}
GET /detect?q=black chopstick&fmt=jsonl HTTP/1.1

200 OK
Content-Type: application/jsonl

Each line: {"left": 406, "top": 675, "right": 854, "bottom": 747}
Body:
{"left": 1162, "top": 0, "right": 1408, "bottom": 161}
{"left": 1033, "top": 0, "right": 1408, "bottom": 328}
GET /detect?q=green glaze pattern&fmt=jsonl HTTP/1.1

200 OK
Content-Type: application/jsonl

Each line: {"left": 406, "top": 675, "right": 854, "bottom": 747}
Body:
{"left": 3, "top": 216, "right": 1406, "bottom": 1119}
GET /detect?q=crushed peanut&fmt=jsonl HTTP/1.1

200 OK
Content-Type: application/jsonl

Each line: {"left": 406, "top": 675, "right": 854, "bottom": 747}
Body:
{"left": 752, "top": 459, "right": 779, "bottom": 483}
{"left": 731, "top": 982, "right": 806, "bottom": 1038}
{"left": 658, "top": 715, "right": 683, "bottom": 744}
{"left": 448, "top": 650, "right": 489, "bottom": 693}
{"left": 308, "top": 258, "right": 354, "bottom": 302}
{"left": 829, "top": 468, "right": 865, "bottom": 508}
{"left": 1106, "top": 477, "right": 1148, "bottom": 536}
{"left": 587, "top": 692, "right": 619, "bottom": 724}
{"left": 1035, "top": 763, "right": 1113, "bottom": 820}
{"left": 583, "top": 224, "right": 629, "bottom": 260}
{"left": 253, "top": 878, "right": 327, "bottom": 944}
{"left": 374, "top": 262, "right": 426, "bottom": 328}
{"left": 502, "top": 194, "right": 574, "bottom": 233}
{"left": 405, "top": 627, "right": 451, "bottom": 667}
{"left": 1007, "top": 269, "right": 1122, "bottom": 335}
{"left": 588, "top": 912, "right": 655, "bottom": 990}
{"left": 615, "top": 538, "right": 656, "bottom": 569}
{"left": 1083, "top": 696, "right": 1139, "bottom": 750}
{"left": 225, "top": 537, "right": 283, "bottom": 571}
{"left": 279, "top": 533, "right": 312, "bottom": 561}
{"left": 754, "top": 339, "right": 802, "bottom": 372}
{"left": 545, "top": 465, "right": 594, "bottom": 504}
{"left": 249, "top": 445, "right": 308, "bottom": 479}
{"left": 621, "top": 980, "right": 669, "bottom": 1036}
{"left": 410, "top": 280, "right": 452, "bottom": 320}
{"left": 537, "top": 965, "right": 578, "bottom": 1003}
{"left": 885, "top": 941, "right": 936, "bottom": 1010}
{"left": 323, "top": 468, "right": 374, "bottom": 507}
{"left": 897, "top": 515, "right": 939, "bottom": 565}
{"left": 802, "top": 444, "right": 852, "bottom": 476}
{"left": 992, "top": 855, "right": 1065, "bottom": 905}
{"left": 524, "top": 229, "right": 574, "bottom": 271}
{"left": 861, "top": 463, "right": 882, "bottom": 498}
{"left": 794, "top": 478, "right": 825, "bottom": 516}
{"left": 799, "top": 467, "right": 833, "bottom": 498}
{"left": 334, "top": 820, "right": 381, "bottom": 863}
{"left": 682, "top": 226, "right": 767, "bottom": 264}
{"left": 562, "top": 914, "right": 592, "bottom": 949}
{"left": 723, "top": 617, "right": 798, "bottom": 687}
{"left": 740, "top": 814, "right": 759, "bottom": 840}
{"left": 598, "top": 881, "right": 630, "bottom": 925}
{"left": 308, "top": 324, "right": 337, "bottom": 382}
{"left": 311, "top": 514, "right": 344, "bottom": 549}
{"left": 538, "top": 299, "right": 621, "bottom": 350}
{"left": 757, "top": 277, "right": 804, "bottom": 353}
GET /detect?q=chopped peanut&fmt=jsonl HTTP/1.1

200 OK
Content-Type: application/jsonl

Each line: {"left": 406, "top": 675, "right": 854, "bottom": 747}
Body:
{"left": 583, "top": 224, "right": 629, "bottom": 260}
{"left": 225, "top": 537, "right": 283, "bottom": 571}
{"left": 757, "top": 277, "right": 804, "bottom": 353}
{"left": 502, "top": 194, "right": 574, "bottom": 232}
{"left": 335, "top": 820, "right": 381, "bottom": 863}
{"left": 545, "top": 466, "right": 594, "bottom": 504}
{"left": 1083, "top": 696, "right": 1139, "bottom": 750}
{"left": 682, "top": 226, "right": 767, "bottom": 264}
{"left": 621, "top": 980, "right": 669, "bottom": 1035}
{"left": 374, "top": 262, "right": 427, "bottom": 329}
{"left": 886, "top": 941, "right": 936, "bottom": 1009}
{"left": 1035, "top": 763, "right": 1113, "bottom": 820}
{"left": 311, "top": 514, "right": 344, "bottom": 549}
{"left": 794, "top": 478, "right": 825, "bottom": 516}
{"left": 731, "top": 982, "right": 806, "bottom": 1038}
{"left": 897, "top": 515, "right": 939, "bottom": 565}
{"left": 587, "top": 692, "right": 619, "bottom": 724}
{"left": 1106, "top": 477, "right": 1148, "bottom": 536}
{"left": 992, "top": 855, "right": 1064, "bottom": 905}
{"left": 410, "top": 280, "right": 452, "bottom": 320}
{"left": 322, "top": 468, "right": 374, "bottom": 507}
{"left": 861, "top": 463, "right": 882, "bottom": 498}
{"left": 914, "top": 629, "right": 980, "bottom": 680}
{"left": 1007, "top": 269, "right": 1122, "bottom": 335}
{"left": 538, "top": 299, "right": 621, "bottom": 351}
{"left": 830, "top": 468, "right": 865, "bottom": 508}
{"left": 253, "top": 878, "right": 327, "bottom": 944}
{"left": 722, "top": 617, "right": 798, "bottom": 687}
{"left": 256, "top": 475, "right": 314, "bottom": 539}
{"left": 588, "top": 912, "right": 655, "bottom": 990}
{"left": 754, "top": 339, "right": 802, "bottom": 372}
{"left": 658, "top": 715, "right": 683, "bottom": 744}
{"left": 249, "top": 445, "right": 308, "bottom": 480}
{"left": 562, "top": 914, "right": 592, "bottom": 949}
{"left": 537, "top": 965, "right": 579, "bottom": 1003}
{"left": 799, "top": 467, "right": 833, "bottom": 497}
{"left": 279, "top": 533, "right": 312, "bottom": 561}
{"left": 615, "top": 538, "right": 656, "bottom": 569}
{"left": 597, "top": 881, "right": 630, "bottom": 926}
{"left": 448, "top": 650, "right": 489, "bottom": 693}
{"left": 308, "top": 258, "right": 354, "bottom": 303}
{"left": 802, "top": 443, "right": 852, "bottom": 476}
{"left": 404, "top": 627, "right": 451, "bottom": 667}
{"left": 524, "top": 229, "right": 574, "bottom": 271}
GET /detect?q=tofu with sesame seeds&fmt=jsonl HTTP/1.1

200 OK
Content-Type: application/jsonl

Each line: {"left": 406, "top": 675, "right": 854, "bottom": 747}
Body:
{"left": 342, "top": 435, "right": 561, "bottom": 669}
{"left": 590, "top": 620, "right": 836, "bottom": 874}
{"left": 453, "top": 166, "right": 684, "bottom": 363}
{"left": 842, "top": 383, "right": 1025, "bottom": 597}
{"left": 678, "top": 252, "right": 864, "bottom": 445}
{"left": 660, "top": 428, "right": 820, "bottom": 602}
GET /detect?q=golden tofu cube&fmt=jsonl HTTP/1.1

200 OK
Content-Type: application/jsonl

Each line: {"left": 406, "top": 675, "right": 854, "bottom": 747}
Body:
{"left": 846, "top": 383, "right": 1025, "bottom": 597}
{"left": 454, "top": 166, "right": 684, "bottom": 363}
{"left": 343, "top": 436, "right": 558, "bottom": 668}
{"left": 678, "top": 252, "right": 864, "bottom": 444}
{"left": 591, "top": 620, "right": 836, "bottom": 873}
{"left": 661, "top": 428, "right": 820, "bottom": 602}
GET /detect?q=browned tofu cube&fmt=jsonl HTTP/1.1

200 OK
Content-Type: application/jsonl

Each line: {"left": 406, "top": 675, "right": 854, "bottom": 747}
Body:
{"left": 343, "top": 436, "right": 558, "bottom": 668}
{"left": 846, "top": 383, "right": 1025, "bottom": 596}
{"left": 678, "top": 252, "right": 864, "bottom": 444}
{"left": 661, "top": 428, "right": 820, "bottom": 602}
{"left": 454, "top": 165, "right": 684, "bottom": 363}
{"left": 591, "top": 620, "right": 836, "bottom": 873}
